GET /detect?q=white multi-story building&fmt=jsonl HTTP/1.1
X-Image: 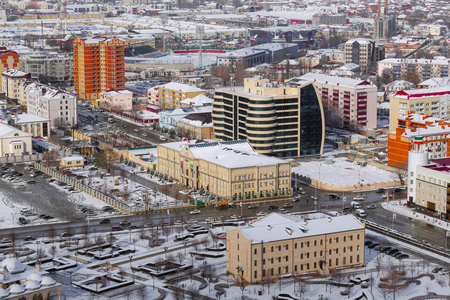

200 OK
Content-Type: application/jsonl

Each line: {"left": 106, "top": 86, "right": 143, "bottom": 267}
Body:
{"left": 378, "top": 58, "right": 450, "bottom": 82}
{"left": 19, "top": 51, "right": 73, "bottom": 84}
{"left": 25, "top": 83, "right": 77, "bottom": 128}
{"left": 1, "top": 69, "right": 30, "bottom": 101}
{"left": 295, "top": 73, "right": 377, "bottom": 129}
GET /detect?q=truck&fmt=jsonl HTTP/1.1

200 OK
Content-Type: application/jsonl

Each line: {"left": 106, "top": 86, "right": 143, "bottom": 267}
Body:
{"left": 355, "top": 209, "right": 367, "bottom": 218}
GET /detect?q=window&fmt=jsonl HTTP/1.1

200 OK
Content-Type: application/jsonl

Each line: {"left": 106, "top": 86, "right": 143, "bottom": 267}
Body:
{"left": 254, "top": 249, "right": 257, "bottom": 255}
{"left": 254, "top": 271, "right": 257, "bottom": 278}
{"left": 238, "top": 255, "right": 239, "bottom": 262}
{"left": 286, "top": 244, "right": 288, "bottom": 250}
{"left": 254, "top": 260, "right": 257, "bottom": 266}
{"left": 295, "top": 243, "right": 297, "bottom": 249}
{"left": 314, "top": 240, "right": 317, "bottom": 246}
{"left": 357, "top": 234, "right": 360, "bottom": 240}
{"left": 271, "top": 246, "right": 274, "bottom": 252}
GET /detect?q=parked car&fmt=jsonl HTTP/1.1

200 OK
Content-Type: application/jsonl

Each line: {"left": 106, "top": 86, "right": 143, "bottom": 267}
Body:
{"left": 247, "top": 204, "right": 259, "bottom": 209}
{"left": 256, "top": 211, "right": 267, "bottom": 217}
{"left": 387, "top": 248, "right": 399, "bottom": 255}
{"left": 367, "top": 204, "right": 377, "bottom": 209}
{"left": 438, "top": 269, "right": 449, "bottom": 275}
{"left": 111, "top": 226, "right": 124, "bottom": 232}
{"left": 230, "top": 215, "right": 241, "bottom": 220}
{"left": 376, "top": 188, "right": 386, "bottom": 193}
{"left": 205, "top": 217, "right": 216, "bottom": 222}
{"left": 16, "top": 185, "right": 27, "bottom": 190}
{"left": 268, "top": 205, "right": 279, "bottom": 210}
{"left": 432, "top": 267, "right": 444, "bottom": 273}
{"left": 380, "top": 246, "right": 392, "bottom": 253}
{"left": 283, "top": 203, "right": 293, "bottom": 208}
{"left": 100, "top": 219, "right": 111, "bottom": 224}
{"left": 160, "top": 135, "right": 167, "bottom": 141}
{"left": 119, "top": 220, "right": 131, "bottom": 226}
{"left": 278, "top": 208, "right": 288, "bottom": 214}
{"left": 329, "top": 194, "right": 340, "bottom": 199}
{"left": 190, "top": 209, "right": 201, "bottom": 215}
{"left": 24, "top": 236, "right": 36, "bottom": 241}
{"left": 1, "top": 238, "right": 11, "bottom": 243}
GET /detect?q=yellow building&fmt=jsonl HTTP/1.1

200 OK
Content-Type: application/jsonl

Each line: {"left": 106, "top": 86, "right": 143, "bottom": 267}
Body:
{"left": 158, "top": 82, "right": 206, "bottom": 109}
{"left": 388, "top": 87, "right": 450, "bottom": 132}
{"left": 157, "top": 140, "right": 292, "bottom": 202}
{"left": 227, "top": 213, "right": 365, "bottom": 283}
{"left": 60, "top": 156, "right": 84, "bottom": 168}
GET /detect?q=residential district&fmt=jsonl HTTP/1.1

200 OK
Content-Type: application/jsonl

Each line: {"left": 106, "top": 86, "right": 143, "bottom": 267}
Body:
{"left": 0, "top": 0, "right": 448, "bottom": 299}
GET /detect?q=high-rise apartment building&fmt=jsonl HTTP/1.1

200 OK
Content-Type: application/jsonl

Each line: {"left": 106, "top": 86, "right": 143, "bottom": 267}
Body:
{"left": 343, "top": 38, "right": 385, "bottom": 72}
{"left": 213, "top": 76, "right": 325, "bottom": 157}
{"left": 73, "top": 36, "right": 125, "bottom": 100}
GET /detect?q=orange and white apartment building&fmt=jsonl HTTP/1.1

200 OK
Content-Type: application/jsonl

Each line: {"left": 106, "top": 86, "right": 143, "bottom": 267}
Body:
{"left": 73, "top": 36, "right": 125, "bottom": 100}
{"left": 0, "top": 47, "right": 19, "bottom": 91}
{"left": 388, "top": 114, "right": 450, "bottom": 169}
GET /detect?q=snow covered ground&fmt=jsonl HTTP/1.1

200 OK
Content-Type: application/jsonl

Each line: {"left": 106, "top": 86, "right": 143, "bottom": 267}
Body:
{"left": 293, "top": 156, "right": 399, "bottom": 187}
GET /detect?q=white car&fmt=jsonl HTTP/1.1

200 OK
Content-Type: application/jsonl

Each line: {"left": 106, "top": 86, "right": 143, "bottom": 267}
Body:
{"left": 256, "top": 211, "right": 267, "bottom": 217}
{"left": 160, "top": 135, "right": 167, "bottom": 141}
{"left": 190, "top": 209, "right": 201, "bottom": 215}
{"left": 205, "top": 217, "right": 216, "bottom": 222}
{"left": 230, "top": 215, "right": 241, "bottom": 220}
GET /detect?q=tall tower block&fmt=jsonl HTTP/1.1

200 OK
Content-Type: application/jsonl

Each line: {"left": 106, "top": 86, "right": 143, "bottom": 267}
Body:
{"left": 407, "top": 136, "right": 428, "bottom": 207}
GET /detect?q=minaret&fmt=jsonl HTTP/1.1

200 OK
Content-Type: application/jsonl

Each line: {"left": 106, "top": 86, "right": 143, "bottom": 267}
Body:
{"left": 407, "top": 136, "right": 428, "bottom": 207}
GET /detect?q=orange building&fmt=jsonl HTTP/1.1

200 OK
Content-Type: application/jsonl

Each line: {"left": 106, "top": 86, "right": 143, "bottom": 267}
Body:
{"left": 0, "top": 48, "right": 19, "bottom": 91}
{"left": 388, "top": 114, "right": 450, "bottom": 169}
{"left": 73, "top": 36, "right": 125, "bottom": 100}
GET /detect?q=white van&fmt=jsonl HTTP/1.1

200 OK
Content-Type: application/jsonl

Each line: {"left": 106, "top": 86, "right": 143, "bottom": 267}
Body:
{"left": 351, "top": 201, "right": 362, "bottom": 209}
{"left": 355, "top": 209, "right": 367, "bottom": 217}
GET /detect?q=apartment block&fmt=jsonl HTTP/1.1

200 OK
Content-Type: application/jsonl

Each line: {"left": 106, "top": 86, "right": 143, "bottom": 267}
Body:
{"left": 227, "top": 214, "right": 365, "bottom": 283}
{"left": 373, "top": 16, "right": 396, "bottom": 40}
{"left": 297, "top": 73, "right": 377, "bottom": 129}
{"left": 213, "top": 76, "right": 325, "bottom": 157}
{"left": 378, "top": 58, "right": 450, "bottom": 82}
{"left": 19, "top": 51, "right": 73, "bottom": 84}
{"left": 415, "top": 158, "right": 450, "bottom": 220}
{"left": 158, "top": 82, "right": 206, "bottom": 109}
{"left": 344, "top": 38, "right": 385, "bottom": 72}
{"left": 73, "top": 36, "right": 125, "bottom": 100}
{"left": 388, "top": 87, "right": 450, "bottom": 132}
{"left": 25, "top": 83, "right": 77, "bottom": 127}
{"left": 388, "top": 114, "right": 450, "bottom": 169}
{"left": 1, "top": 69, "right": 30, "bottom": 101}
{"left": 99, "top": 89, "right": 133, "bottom": 111}
{"left": 157, "top": 140, "right": 292, "bottom": 202}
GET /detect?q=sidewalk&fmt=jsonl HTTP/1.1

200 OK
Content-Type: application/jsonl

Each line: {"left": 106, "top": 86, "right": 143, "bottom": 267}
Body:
{"left": 381, "top": 199, "right": 450, "bottom": 232}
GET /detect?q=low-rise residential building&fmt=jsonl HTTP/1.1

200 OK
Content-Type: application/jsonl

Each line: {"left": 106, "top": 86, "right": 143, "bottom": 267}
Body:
{"left": 0, "top": 47, "right": 19, "bottom": 92}
{"left": 18, "top": 51, "right": 73, "bottom": 84}
{"left": 159, "top": 106, "right": 212, "bottom": 133}
{"left": 0, "top": 122, "right": 32, "bottom": 157}
{"left": 158, "top": 82, "right": 206, "bottom": 110}
{"left": 60, "top": 156, "right": 84, "bottom": 168}
{"left": 99, "top": 89, "right": 133, "bottom": 111}
{"left": 157, "top": 140, "right": 292, "bottom": 202}
{"left": 178, "top": 113, "right": 214, "bottom": 140}
{"left": 417, "top": 77, "right": 450, "bottom": 89}
{"left": 388, "top": 114, "right": 450, "bottom": 169}
{"left": 388, "top": 87, "right": 450, "bottom": 132}
{"left": 213, "top": 76, "right": 325, "bottom": 157}
{"left": 378, "top": 58, "right": 450, "bottom": 82}
{"left": 297, "top": 73, "right": 377, "bottom": 129}
{"left": 227, "top": 213, "right": 365, "bottom": 283}
{"left": 25, "top": 83, "right": 77, "bottom": 128}
{"left": 1, "top": 69, "right": 30, "bottom": 101}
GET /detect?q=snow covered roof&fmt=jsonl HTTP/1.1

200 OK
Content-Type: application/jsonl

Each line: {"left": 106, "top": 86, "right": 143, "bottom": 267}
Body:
{"left": 15, "top": 114, "right": 49, "bottom": 124}
{"left": 0, "top": 123, "right": 19, "bottom": 137}
{"left": 297, "top": 73, "right": 374, "bottom": 89}
{"left": 380, "top": 57, "right": 450, "bottom": 65}
{"left": 160, "top": 82, "right": 205, "bottom": 93}
{"left": 1, "top": 69, "right": 29, "bottom": 77}
{"left": 345, "top": 38, "right": 374, "bottom": 44}
{"left": 61, "top": 156, "right": 84, "bottom": 162}
{"left": 179, "top": 112, "right": 212, "bottom": 127}
{"left": 161, "top": 140, "right": 288, "bottom": 169}
{"left": 240, "top": 214, "right": 364, "bottom": 244}
{"left": 418, "top": 77, "right": 450, "bottom": 88}
{"left": 180, "top": 94, "right": 213, "bottom": 106}
{"left": 392, "top": 86, "right": 450, "bottom": 99}
{"left": 103, "top": 89, "right": 132, "bottom": 97}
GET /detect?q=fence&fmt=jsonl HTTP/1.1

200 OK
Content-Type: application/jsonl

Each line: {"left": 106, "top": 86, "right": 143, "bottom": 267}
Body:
{"left": 33, "top": 163, "right": 196, "bottom": 214}
{"left": 343, "top": 142, "right": 388, "bottom": 159}
{"left": 0, "top": 151, "right": 69, "bottom": 163}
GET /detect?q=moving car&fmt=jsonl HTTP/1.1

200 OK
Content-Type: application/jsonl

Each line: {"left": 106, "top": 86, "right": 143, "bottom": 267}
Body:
{"left": 283, "top": 203, "right": 293, "bottom": 208}
{"left": 111, "top": 226, "right": 124, "bottom": 232}
{"left": 119, "top": 220, "right": 131, "bottom": 226}
{"left": 367, "top": 204, "right": 377, "bottom": 209}
{"left": 190, "top": 209, "right": 201, "bottom": 215}
{"left": 160, "top": 135, "right": 167, "bottom": 141}
{"left": 268, "top": 205, "right": 279, "bottom": 210}
{"left": 256, "top": 211, "right": 267, "bottom": 217}
{"left": 247, "top": 204, "right": 259, "bottom": 209}
{"left": 100, "top": 218, "right": 111, "bottom": 224}
{"left": 329, "top": 194, "right": 340, "bottom": 199}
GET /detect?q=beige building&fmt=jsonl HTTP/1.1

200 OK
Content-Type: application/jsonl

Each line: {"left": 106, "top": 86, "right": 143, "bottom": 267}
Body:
{"left": 99, "top": 89, "right": 133, "bottom": 111}
{"left": 414, "top": 158, "right": 450, "bottom": 220}
{"left": 388, "top": 87, "right": 450, "bottom": 132}
{"left": 178, "top": 113, "right": 214, "bottom": 140}
{"left": 11, "top": 114, "right": 50, "bottom": 138}
{"left": 1, "top": 69, "right": 30, "bottom": 101}
{"left": 227, "top": 213, "right": 365, "bottom": 283}
{"left": 60, "top": 156, "right": 84, "bottom": 168}
{"left": 344, "top": 38, "right": 384, "bottom": 72}
{"left": 0, "top": 123, "right": 32, "bottom": 157}
{"left": 158, "top": 82, "right": 206, "bottom": 109}
{"left": 157, "top": 140, "right": 292, "bottom": 202}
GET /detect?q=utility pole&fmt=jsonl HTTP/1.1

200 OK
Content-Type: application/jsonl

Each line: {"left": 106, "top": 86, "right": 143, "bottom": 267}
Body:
{"left": 162, "top": 16, "right": 168, "bottom": 53}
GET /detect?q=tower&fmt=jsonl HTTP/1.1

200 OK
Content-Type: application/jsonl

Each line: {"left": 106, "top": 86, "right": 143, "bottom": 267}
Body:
{"left": 407, "top": 136, "right": 428, "bottom": 207}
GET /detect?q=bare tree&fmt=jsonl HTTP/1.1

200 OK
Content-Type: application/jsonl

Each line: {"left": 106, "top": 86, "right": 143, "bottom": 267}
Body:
{"left": 107, "top": 231, "right": 116, "bottom": 244}
{"left": 136, "top": 285, "right": 147, "bottom": 300}
{"left": 81, "top": 223, "right": 90, "bottom": 240}
{"left": 48, "top": 225, "right": 57, "bottom": 244}
{"left": 382, "top": 266, "right": 405, "bottom": 300}
{"left": 172, "top": 283, "right": 184, "bottom": 300}
{"left": 176, "top": 252, "right": 185, "bottom": 265}
{"left": 36, "top": 247, "right": 46, "bottom": 260}
{"left": 50, "top": 245, "right": 57, "bottom": 258}
{"left": 163, "top": 226, "right": 171, "bottom": 242}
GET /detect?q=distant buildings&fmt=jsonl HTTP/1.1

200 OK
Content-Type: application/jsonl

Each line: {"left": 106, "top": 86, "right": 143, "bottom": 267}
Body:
{"left": 343, "top": 38, "right": 385, "bottom": 72}
{"left": 19, "top": 51, "right": 73, "bottom": 84}
{"left": 1, "top": 69, "right": 30, "bottom": 101}
{"left": 373, "top": 15, "right": 396, "bottom": 40}
{"left": 157, "top": 82, "right": 206, "bottom": 110}
{"left": 213, "top": 76, "right": 325, "bottom": 157}
{"left": 25, "top": 83, "right": 77, "bottom": 127}
{"left": 388, "top": 87, "right": 450, "bottom": 132}
{"left": 377, "top": 58, "right": 450, "bottom": 82}
{"left": 388, "top": 114, "right": 450, "bottom": 169}
{"left": 73, "top": 36, "right": 125, "bottom": 100}
{"left": 296, "top": 73, "right": 377, "bottom": 129}
{"left": 227, "top": 213, "right": 365, "bottom": 283}
{"left": 157, "top": 140, "right": 292, "bottom": 202}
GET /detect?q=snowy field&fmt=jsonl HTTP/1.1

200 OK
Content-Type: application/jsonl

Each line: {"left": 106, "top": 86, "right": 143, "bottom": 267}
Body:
{"left": 293, "top": 156, "right": 399, "bottom": 187}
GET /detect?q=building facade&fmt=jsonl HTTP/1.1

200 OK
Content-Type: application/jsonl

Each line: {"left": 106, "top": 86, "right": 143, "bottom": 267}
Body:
{"left": 343, "top": 38, "right": 384, "bottom": 72}
{"left": 388, "top": 87, "right": 450, "bottom": 132}
{"left": 178, "top": 113, "right": 213, "bottom": 139}
{"left": 0, "top": 123, "right": 32, "bottom": 157}
{"left": 0, "top": 48, "right": 19, "bottom": 92}
{"left": 19, "top": 51, "right": 73, "bottom": 84}
{"left": 373, "top": 15, "right": 396, "bottom": 40}
{"left": 1, "top": 69, "right": 31, "bottom": 101}
{"left": 294, "top": 73, "right": 377, "bottom": 129}
{"left": 157, "top": 82, "right": 206, "bottom": 110}
{"left": 388, "top": 114, "right": 450, "bottom": 169}
{"left": 378, "top": 58, "right": 450, "bottom": 82}
{"left": 227, "top": 213, "right": 365, "bottom": 283}
{"left": 73, "top": 36, "right": 125, "bottom": 100}
{"left": 157, "top": 140, "right": 292, "bottom": 202}
{"left": 11, "top": 113, "right": 50, "bottom": 138}
{"left": 213, "top": 76, "right": 325, "bottom": 157}
{"left": 99, "top": 89, "right": 133, "bottom": 111}
{"left": 25, "top": 83, "right": 77, "bottom": 127}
